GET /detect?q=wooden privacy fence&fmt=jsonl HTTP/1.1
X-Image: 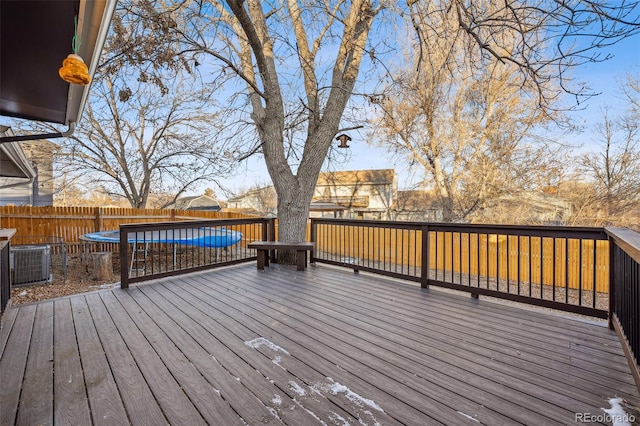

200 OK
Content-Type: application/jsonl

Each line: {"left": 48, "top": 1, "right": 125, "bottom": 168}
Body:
{"left": 0, "top": 206, "right": 255, "bottom": 253}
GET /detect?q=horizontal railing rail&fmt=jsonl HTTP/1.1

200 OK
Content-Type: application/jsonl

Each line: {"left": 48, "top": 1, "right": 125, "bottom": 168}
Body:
{"left": 310, "top": 218, "right": 609, "bottom": 318}
{"left": 606, "top": 227, "right": 640, "bottom": 392}
{"left": 120, "top": 218, "right": 273, "bottom": 288}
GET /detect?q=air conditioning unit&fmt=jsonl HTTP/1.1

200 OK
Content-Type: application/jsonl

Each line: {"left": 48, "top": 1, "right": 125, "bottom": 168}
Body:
{"left": 10, "top": 245, "right": 51, "bottom": 286}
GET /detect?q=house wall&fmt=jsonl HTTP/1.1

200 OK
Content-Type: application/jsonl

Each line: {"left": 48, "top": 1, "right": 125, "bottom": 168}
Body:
{"left": 0, "top": 184, "right": 33, "bottom": 206}
{"left": 313, "top": 176, "right": 396, "bottom": 220}
{"left": 0, "top": 141, "right": 56, "bottom": 206}
{"left": 20, "top": 142, "right": 56, "bottom": 206}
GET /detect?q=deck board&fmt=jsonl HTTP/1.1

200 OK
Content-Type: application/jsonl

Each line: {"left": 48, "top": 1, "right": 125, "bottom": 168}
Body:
{"left": 1, "top": 263, "right": 638, "bottom": 425}
{"left": 141, "top": 282, "right": 350, "bottom": 425}
{"left": 83, "top": 292, "right": 167, "bottom": 425}
{"left": 206, "top": 269, "right": 580, "bottom": 424}
{"left": 18, "top": 302, "right": 53, "bottom": 425}
{"left": 53, "top": 298, "right": 92, "bottom": 425}
{"left": 0, "top": 304, "right": 35, "bottom": 426}
{"left": 306, "top": 271, "right": 636, "bottom": 390}
{"left": 69, "top": 296, "right": 129, "bottom": 425}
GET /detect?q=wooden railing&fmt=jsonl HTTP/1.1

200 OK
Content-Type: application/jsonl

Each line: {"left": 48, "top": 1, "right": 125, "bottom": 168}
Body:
{"left": 310, "top": 219, "right": 610, "bottom": 318}
{"left": 119, "top": 218, "right": 274, "bottom": 288}
{"left": 607, "top": 227, "right": 640, "bottom": 392}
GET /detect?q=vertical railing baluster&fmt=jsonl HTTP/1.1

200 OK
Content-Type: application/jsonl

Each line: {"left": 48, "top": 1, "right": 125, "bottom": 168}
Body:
{"left": 485, "top": 233, "right": 489, "bottom": 290}
{"left": 421, "top": 225, "right": 429, "bottom": 288}
{"left": 119, "top": 226, "right": 128, "bottom": 288}
{"left": 552, "top": 238, "right": 557, "bottom": 301}
{"left": 563, "top": 238, "right": 568, "bottom": 304}
{"left": 540, "top": 237, "right": 545, "bottom": 300}
{"left": 517, "top": 235, "right": 521, "bottom": 295}
{"left": 467, "top": 233, "right": 471, "bottom": 287}
{"left": 528, "top": 236, "right": 532, "bottom": 298}
{"left": 476, "top": 233, "right": 480, "bottom": 289}
{"left": 579, "top": 239, "right": 583, "bottom": 307}
{"left": 496, "top": 234, "right": 500, "bottom": 292}
{"left": 592, "top": 240, "right": 597, "bottom": 309}
{"left": 507, "top": 234, "right": 511, "bottom": 293}
{"left": 434, "top": 231, "right": 439, "bottom": 281}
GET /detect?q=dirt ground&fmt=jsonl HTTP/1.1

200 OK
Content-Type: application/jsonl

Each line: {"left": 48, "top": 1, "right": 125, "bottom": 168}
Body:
{"left": 10, "top": 253, "right": 121, "bottom": 305}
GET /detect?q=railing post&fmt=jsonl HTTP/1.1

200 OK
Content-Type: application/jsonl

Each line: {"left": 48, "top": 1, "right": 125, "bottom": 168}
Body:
{"left": 0, "top": 229, "right": 16, "bottom": 315}
{"left": 421, "top": 225, "right": 430, "bottom": 289}
{"left": 268, "top": 218, "right": 277, "bottom": 262}
{"left": 310, "top": 218, "right": 316, "bottom": 264}
{"left": 609, "top": 237, "right": 616, "bottom": 330}
{"left": 119, "top": 225, "right": 129, "bottom": 289}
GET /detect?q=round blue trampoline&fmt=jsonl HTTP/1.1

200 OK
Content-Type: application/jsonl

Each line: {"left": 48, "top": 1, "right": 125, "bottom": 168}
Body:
{"left": 81, "top": 227, "right": 243, "bottom": 248}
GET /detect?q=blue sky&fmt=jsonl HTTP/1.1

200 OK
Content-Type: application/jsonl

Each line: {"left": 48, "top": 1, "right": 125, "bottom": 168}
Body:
{"left": 206, "top": 26, "right": 640, "bottom": 200}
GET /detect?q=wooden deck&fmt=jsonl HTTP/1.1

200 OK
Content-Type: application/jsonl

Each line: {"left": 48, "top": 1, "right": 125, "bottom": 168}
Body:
{"left": 1, "top": 263, "right": 638, "bottom": 425}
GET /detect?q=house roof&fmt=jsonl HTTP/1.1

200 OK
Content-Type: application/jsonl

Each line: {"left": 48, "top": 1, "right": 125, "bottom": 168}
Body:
{"left": 317, "top": 169, "right": 395, "bottom": 186}
{"left": 171, "top": 195, "right": 222, "bottom": 210}
{"left": 309, "top": 201, "right": 348, "bottom": 212}
{"left": 0, "top": 127, "right": 35, "bottom": 188}
{"left": 0, "top": 0, "right": 116, "bottom": 127}
{"left": 226, "top": 186, "right": 275, "bottom": 203}
{"left": 395, "top": 190, "right": 438, "bottom": 211}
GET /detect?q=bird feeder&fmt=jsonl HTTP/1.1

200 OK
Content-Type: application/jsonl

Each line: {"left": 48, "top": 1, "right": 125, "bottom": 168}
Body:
{"left": 59, "top": 16, "right": 91, "bottom": 85}
{"left": 59, "top": 54, "right": 91, "bottom": 85}
{"left": 336, "top": 134, "right": 351, "bottom": 148}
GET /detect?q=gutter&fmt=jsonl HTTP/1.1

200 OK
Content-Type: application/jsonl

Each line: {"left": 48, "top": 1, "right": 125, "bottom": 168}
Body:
{"left": 0, "top": 123, "right": 75, "bottom": 144}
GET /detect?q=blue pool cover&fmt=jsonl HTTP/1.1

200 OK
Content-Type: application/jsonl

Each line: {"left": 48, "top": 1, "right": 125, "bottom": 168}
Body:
{"left": 81, "top": 227, "right": 243, "bottom": 248}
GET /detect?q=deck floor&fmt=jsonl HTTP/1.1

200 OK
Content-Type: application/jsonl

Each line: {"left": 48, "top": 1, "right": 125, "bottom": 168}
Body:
{"left": 1, "top": 263, "right": 638, "bottom": 425}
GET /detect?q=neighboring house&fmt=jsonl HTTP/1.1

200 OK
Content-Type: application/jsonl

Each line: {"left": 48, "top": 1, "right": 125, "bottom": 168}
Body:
{"left": 394, "top": 190, "right": 444, "bottom": 222}
{"left": 482, "top": 192, "right": 573, "bottom": 225}
{"left": 309, "top": 201, "right": 348, "bottom": 219}
{"left": 226, "top": 170, "right": 398, "bottom": 219}
{"left": 0, "top": 127, "right": 58, "bottom": 206}
{"left": 313, "top": 169, "right": 397, "bottom": 220}
{"left": 226, "top": 186, "right": 277, "bottom": 216}
{"left": 169, "top": 195, "right": 222, "bottom": 211}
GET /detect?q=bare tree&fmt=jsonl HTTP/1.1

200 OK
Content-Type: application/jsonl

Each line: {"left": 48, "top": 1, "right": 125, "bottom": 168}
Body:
{"left": 371, "top": 26, "right": 567, "bottom": 222}
{"left": 126, "top": 0, "right": 385, "bottom": 253}
{"left": 579, "top": 108, "right": 640, "bottom": 227}
{"left": 105, "top": 0, "right": 639, "bottom": 251}
{"left": 408, "top": 0, "right": 640, "bottom": 106}
{"left": 57, "top": 66, "right": 232, "bottom": 208}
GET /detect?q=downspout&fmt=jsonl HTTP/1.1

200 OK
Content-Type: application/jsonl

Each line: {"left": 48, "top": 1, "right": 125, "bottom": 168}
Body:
{"left": 0, "top": 122, "right": 76, "bottom": 144}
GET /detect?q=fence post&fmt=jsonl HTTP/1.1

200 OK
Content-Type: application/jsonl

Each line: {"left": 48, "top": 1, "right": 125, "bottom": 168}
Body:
{"left": 95, "top": 207, "right": 104, "bottom": 232}
{"left": 608, "top": 237, "right": 616, "bottom": 330}
{"left": 119, "top": 225, "right": 129, "bottom": 289}
{"left": 421, "top": 225, "right": 430, "bottom": 289}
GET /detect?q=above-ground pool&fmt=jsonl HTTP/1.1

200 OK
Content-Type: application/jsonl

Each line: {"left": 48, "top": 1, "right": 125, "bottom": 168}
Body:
{"left": 81, "top": 227, "right": 243, "bottom": 248}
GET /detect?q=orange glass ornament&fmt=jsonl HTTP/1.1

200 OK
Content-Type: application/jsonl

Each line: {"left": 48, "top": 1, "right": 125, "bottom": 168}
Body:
{"left": 59, "top": 54, "right": 91, "bottom": 85}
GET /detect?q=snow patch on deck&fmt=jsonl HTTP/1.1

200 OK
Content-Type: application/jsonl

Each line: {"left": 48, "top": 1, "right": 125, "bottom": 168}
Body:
{"left": 289, "top": 381, "right": 307, "bottom": 397}
{"left": 327, "top": 381, "right": 384, "bottom": 413}
{"left": 244, "top": 337, "right": 290, "bottom": 354}
{"left": 457, "top": 411, "right": 480, "bottom": 423}
{"left": 603, "top": 398, "right": 634, "bottom": 426}
{"left": 329, "top": 412, "right": 351, "bottom": 426}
